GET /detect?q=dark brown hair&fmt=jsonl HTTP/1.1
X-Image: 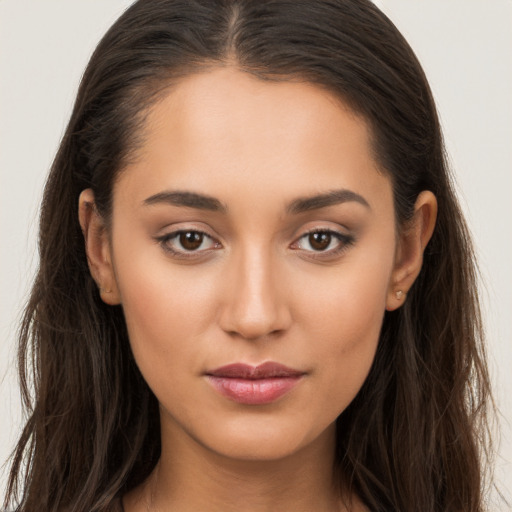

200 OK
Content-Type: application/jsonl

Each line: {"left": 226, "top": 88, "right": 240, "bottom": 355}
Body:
{"left": 4, "top": 1, "right": 495, "bottom": 511}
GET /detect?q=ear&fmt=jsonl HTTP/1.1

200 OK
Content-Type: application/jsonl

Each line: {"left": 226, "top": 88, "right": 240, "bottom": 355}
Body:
{"left": 386, "top": 191, "right": 437, "bottom": 311}
{"left": 78, "top": 189, "right": 121, "bottom": 305}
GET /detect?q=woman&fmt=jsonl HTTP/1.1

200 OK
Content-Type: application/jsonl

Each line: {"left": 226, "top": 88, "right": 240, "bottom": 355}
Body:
{"left": 3, "top": 1, "right": 495, "bottom": 511}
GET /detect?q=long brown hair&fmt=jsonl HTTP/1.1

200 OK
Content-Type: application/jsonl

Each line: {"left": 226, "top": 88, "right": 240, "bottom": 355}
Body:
{"left": 4, "top": 1, "right": 495, "bottom": 510}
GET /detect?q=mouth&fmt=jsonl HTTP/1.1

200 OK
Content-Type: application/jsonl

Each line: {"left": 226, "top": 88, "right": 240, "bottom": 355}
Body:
{"left": 205, "top": 362, "right": 305, "bottom": 405}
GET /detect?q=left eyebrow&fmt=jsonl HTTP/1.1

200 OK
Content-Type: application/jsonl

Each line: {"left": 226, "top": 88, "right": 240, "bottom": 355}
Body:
{"left": 286, "top": 189, "right": 371, "bottom": 214}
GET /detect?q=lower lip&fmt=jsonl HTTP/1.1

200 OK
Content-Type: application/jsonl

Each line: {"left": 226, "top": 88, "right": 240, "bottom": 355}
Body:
{"left": 206, "top": 376, "right": 302, "bottom": 405}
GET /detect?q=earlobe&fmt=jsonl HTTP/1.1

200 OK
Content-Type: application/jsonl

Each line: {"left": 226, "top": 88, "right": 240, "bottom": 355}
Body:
{"left": 78, "top": 189, "right": 121, "bottom": 305}
{"left": 386, "top": 191, "right": 437, "bottom": 311}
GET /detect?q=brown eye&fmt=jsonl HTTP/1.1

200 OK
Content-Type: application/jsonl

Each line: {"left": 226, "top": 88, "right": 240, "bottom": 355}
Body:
{"left": 291, "top": 229, "right": 354, "bottom": 257}
{"left": 308, "top": 232, "right": 332, "bottom": 251}
{"left": 179, "top": 231, "right": 204, "bottom": 251}
{"left": 158, "top": 229, "right": 219, "bottom": 256}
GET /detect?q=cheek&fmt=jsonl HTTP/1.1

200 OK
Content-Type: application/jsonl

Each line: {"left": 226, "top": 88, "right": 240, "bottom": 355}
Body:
{"left": 302, "top": 249, "right": 391, "bottom": 340}
{"left": 112, "top": 245, "right": 219, "bottom": 373}
{"left": 298, "top": 250, "right": 393, "bottom": 405}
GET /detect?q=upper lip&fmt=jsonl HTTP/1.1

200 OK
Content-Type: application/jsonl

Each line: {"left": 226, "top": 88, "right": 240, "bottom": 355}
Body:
{"left": 206, "top": 362, "right": 304, "bottom": 379}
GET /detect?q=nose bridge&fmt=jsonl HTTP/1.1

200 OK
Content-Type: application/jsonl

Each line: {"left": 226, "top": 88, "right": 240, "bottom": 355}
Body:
{"left": 219, "top": 242, "right": 290, "bottom": 340}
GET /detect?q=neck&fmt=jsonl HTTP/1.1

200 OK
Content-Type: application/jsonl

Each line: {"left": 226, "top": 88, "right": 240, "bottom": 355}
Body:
{"left": 125, "top": 420, "right": 362, "bottom": 512}
{"left": 159, "top": 431, "right": 338, "bottom": 512}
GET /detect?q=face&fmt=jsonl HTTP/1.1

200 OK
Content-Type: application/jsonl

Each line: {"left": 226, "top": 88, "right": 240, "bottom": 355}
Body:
{"left": 91, "top": 68, "right": 404, "bottom": 461}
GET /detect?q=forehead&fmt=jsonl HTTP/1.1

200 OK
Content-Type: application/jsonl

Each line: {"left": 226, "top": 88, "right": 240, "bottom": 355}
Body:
{"left": 118, "top": 67, "right": 391, "bottom": 215}
{"left": 138, "top": 67, "right": 369, "bottom": 163}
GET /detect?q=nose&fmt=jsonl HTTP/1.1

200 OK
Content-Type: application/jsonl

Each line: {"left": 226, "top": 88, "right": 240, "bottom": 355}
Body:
{"left": 218, "top": 247, "right": 292, "bottom": 341}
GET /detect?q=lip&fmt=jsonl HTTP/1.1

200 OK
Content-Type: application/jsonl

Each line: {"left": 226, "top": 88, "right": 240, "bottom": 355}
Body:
{"left": 205, "top": 362, "right": 305, "bottom": 405}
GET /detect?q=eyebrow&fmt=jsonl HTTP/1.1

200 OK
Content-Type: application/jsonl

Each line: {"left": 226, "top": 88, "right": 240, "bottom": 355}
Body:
{"left": 142, "top": 188, "right": 370, "bottom": 215}
{"left": 286, "top": 189, "right": 370, "bottom": 214}
{"left": 143, "top": 191, "right": 227, "bottom": 212}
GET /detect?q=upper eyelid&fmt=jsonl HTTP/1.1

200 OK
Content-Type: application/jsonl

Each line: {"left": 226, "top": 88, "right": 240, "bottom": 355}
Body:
{"left": 292, "top": 225, "right": 350, "bottom": 241}
{"left": 292, "top": 218, "right": 351, "bottom": 233}
{"left": 157, "top": 223, "right": 219, "bottom": 240}
{"left": 293, "top": 229, "right": 350, "bottom": 244}
{"left": 299, "top": 227, "right": 344, "bottom": 235}
{"left": 165, "top": 228, "right": 212, "bottom": 237}
{"left": 160, "top": 229, "right": 219, "bottom": 245}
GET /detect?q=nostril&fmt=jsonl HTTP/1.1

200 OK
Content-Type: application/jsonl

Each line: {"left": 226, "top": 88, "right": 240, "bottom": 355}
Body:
{"left": 226, "top": 327, "right": 285, "bottom": 342}
{"left": 220, "top": 306, "right": 291, "bottom": 341}
{"left": 217, "top": 255, "right": 292, "bottom": 340}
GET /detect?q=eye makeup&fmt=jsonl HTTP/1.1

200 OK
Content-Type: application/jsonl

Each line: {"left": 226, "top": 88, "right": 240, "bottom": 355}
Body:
{"left": 291, "top": 228, "right": 355, "bottom": 260}
{"left": 155, "top": 229, "right": 222, "bottom": 260}
{"left": 154, "top": 224, "right": 356, "bottom": 264}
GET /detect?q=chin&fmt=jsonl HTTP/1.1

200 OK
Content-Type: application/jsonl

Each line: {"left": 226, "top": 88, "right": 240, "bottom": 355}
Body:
{"left": 206, "top": 437, "right": 309, "bottom": 463}
{"left": 189, "top": 414, "right": 335, "bottom": 463}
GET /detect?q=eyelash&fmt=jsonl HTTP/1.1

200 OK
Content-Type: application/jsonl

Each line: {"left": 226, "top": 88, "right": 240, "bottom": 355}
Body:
{"left": 155, "top": 228, "right": 355, "bottom": 260}
{"left": 291, "top": 229, "right": 355, "bottom": 260}
{"left": 156, "top": 230, "right": 221, "bottom": 259}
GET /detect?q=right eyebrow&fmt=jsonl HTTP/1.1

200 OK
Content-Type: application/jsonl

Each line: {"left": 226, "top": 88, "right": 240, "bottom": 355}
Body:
{"left": 143, "top": 190, "right": 227, "bottom": 213}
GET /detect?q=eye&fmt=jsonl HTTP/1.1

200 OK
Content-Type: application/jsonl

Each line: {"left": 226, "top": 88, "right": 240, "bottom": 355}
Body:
{"left": 157, "top": 230, "right": 220, "bottom": 256}
{"left": 291, "top": 229, "right": 354, "bottom": 255}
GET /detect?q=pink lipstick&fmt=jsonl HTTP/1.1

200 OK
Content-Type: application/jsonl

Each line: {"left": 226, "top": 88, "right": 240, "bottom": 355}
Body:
{"left": 205, "top": 362, "right": 304, "bottom": 405}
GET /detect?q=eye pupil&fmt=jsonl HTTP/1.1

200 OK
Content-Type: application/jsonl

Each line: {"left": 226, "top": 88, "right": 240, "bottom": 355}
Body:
{"left": 309, "top": 232, "right": 331, "bottom": 251}
{"left": 179, "top": 231, "right": 203, "bottom": 250}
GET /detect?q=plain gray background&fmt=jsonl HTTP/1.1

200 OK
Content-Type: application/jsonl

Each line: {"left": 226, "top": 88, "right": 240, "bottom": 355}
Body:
{"left": 1, "top": 0, "right": 511, "bottom": 506}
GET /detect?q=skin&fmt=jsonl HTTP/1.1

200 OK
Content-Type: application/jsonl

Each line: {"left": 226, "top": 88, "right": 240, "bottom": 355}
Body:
{"left": 79, "top": 67, "right": 437, "bottom": 512}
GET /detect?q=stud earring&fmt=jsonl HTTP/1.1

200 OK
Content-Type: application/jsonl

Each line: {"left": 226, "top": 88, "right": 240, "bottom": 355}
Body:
{"left": 395, "top": 290, "right": 404, "bottom": 300}
{"left": 100, "top": 287, "right": 112, "bottom": 294}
